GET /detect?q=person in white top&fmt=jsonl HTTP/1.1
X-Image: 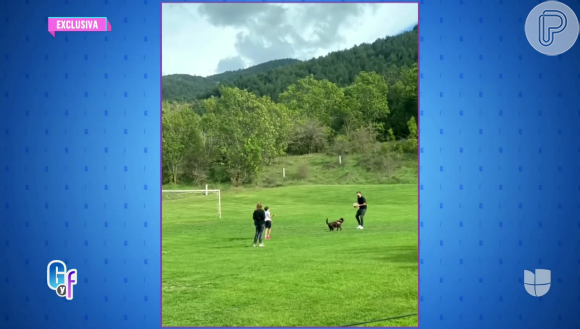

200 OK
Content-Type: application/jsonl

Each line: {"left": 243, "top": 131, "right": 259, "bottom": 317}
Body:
{"left": 264, "top": 206, "right": 274, "bottom": 240}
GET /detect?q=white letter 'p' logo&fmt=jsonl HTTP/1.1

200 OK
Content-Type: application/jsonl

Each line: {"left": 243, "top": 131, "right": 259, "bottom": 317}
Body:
{"left": 524, "top": 269, "right": 551, "bottom": 297}
{"left": 525, "top": 1, "right": 579, "bottom": 56}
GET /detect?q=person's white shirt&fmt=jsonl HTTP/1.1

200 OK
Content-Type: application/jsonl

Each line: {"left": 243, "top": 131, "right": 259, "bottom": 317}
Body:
{"left": 265, "top": 210, "right": 272, "bottom": 221}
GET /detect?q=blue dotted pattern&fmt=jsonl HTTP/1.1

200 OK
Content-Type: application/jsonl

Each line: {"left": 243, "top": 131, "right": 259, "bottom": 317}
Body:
{"left": 1, "top": 0, "right": 580, "bottom": 328}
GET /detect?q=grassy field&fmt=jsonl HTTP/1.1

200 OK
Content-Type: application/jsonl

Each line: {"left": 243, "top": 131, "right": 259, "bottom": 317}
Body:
{"left": 162, "top": 184, "right": 418, "bottom": 327}
{"left": 164, "top": 152, "right": 418, "bottom": 191}
{"left": 260, "top": 153, "right": 418, "bottom": 186}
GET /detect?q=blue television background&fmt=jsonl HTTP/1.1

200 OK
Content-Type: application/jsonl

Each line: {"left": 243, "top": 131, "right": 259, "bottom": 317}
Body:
{"left": 1, "top": 0, "right": 579, "bottom": 328}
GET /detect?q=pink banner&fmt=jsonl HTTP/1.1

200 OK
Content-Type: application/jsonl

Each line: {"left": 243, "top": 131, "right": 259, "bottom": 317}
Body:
{"left": 48, "top": 17, "right": 112, "bottom": 37}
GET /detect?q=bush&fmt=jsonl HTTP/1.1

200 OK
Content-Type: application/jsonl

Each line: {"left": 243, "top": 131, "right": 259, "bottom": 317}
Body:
{"left": 228, "top": 168, "right": 252, "bottom": 186}
{"left": 209, "top": 164, "right": 230, "bottom": 183}
{"left": 328, "top": 134, "right": 352, "bottom": 156}
{"left": 262, "top": 176, "right": 282, "bottom": 188}
{"left": 297, "top": 163, "right": 310, "bottom": 180}
{"left": 402, "top": 138, "right": 418, "bottom": 153}
{"left": 347, "top": 125, "right": 378, "bottom": 155}
{"left": 287, "top": 120, "right": 329, "bottom": 155}
{"left": 358, "top": 142, "right": 403, "bottom": 175}
{"left": 186, "top": 166, "right": 209, "bottom": 185}
{"left": 387, "top": 128, "right": 396, "bottom": 141}
{"left": 407, "top": 116, "right": 418, "bottom": 139}
{"left": 162, "top": 164, "right": 172, "bottom": 185}
{"left": 329, "top": 125, "right": 378, "bottom": 156}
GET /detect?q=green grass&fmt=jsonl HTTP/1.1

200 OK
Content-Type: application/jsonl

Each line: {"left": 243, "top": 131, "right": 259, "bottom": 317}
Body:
{"left": 164, "top": 152, "right": 418, "bottom": 191}
{"left": 357, "top": 314, "right": 418, "bottom": 327}
{"left": 162, "top": 184, "right": 418, "bottom": 327}
{"left": 260, "top": 153, "right": 418, "bottom": 187}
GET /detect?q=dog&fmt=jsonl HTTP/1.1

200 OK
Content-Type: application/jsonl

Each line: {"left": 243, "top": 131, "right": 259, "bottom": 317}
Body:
{"left": 326, "top": 218, "right": 345, "bottom": 231}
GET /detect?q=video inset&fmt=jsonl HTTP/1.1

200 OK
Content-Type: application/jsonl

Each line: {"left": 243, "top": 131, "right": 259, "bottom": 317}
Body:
{"left": 161, "top": 3, "right": 419, "bottom": 327}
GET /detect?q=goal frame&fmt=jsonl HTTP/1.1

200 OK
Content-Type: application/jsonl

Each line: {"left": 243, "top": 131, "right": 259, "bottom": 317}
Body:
{"left": 162, "top": 188, "right": 222, "bottom": 218}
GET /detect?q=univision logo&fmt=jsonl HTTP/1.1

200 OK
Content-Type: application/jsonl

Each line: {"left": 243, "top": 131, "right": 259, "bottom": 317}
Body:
{"left": 524, "top": 269, "right": 551, "bottom": 297}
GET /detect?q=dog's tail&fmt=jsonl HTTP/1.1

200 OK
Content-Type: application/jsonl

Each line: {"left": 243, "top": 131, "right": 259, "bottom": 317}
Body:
{"left": 326, "top": 218, "right": 328, "bottom": 224}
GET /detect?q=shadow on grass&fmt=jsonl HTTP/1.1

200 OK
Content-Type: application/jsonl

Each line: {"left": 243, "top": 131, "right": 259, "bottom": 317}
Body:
{"left": 351, "top": 246, "right": 417, "bottom": 264}
{"left": 228, "top": 237, "right": 248, "bottom": 241}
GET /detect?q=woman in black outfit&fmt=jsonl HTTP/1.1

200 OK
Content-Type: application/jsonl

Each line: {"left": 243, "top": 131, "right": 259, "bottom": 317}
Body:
{"left": 253, "top": 202, "right": 266, "bottom": 247}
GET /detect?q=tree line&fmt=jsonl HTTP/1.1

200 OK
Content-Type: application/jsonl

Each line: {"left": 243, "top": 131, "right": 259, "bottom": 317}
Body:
{"left": 163, "top": 59, "right": 301, "bottom": 102}
{"left": 163, "top": 66, "right": 418, "bottom": 186}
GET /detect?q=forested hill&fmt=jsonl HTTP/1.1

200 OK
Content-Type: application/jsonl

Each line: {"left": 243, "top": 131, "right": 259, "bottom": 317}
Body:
{"left": 162, "top": 75, "right": 216, "bottom": 102}
{"left": 163, "top": 25, "right": 418, "bottom": 102}
{"left": 163, "top": 58, "right": 301, "bottom": 102}
{"left": 208, "top": 58, "right": 301, "bottom": 83}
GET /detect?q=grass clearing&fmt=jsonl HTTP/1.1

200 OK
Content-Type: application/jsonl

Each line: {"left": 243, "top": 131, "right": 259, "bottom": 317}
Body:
{"left": 162, "top": 184, "right": 418, "bottom": 327}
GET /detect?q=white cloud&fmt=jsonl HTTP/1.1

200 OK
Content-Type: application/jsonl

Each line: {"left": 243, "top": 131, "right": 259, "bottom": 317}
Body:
{"left": 162, "top": 3, "right": 417, "bottom": 77}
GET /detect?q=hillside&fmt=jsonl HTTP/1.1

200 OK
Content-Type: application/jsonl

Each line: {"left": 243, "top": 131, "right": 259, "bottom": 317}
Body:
{"left": 162, "top": 26, "right": 418, "bottom": 187}
{"left": 163, "top": 58, "right": 301, "bottom": 102}
{"left": 166, "top": 25, "right": 417, "bottom": 102}
{"left": 163, "top": 151, "right": 418, "bottom": 189}
{"left": 208, "top": 58, "right": 301, "bottom": 84}
{"left": 162, "top": 74, "right": 216, "bottom": 102}
{"left": 209, "top": 26, "right": 418, "bottom": 101}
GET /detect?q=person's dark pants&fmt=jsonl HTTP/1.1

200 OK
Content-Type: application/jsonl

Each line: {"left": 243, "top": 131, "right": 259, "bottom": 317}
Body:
{"left": 254, "top": 222, "right": 265, "bottom": 244}
{"left": 356, "top": 208, "right": 367, "bottom": 226}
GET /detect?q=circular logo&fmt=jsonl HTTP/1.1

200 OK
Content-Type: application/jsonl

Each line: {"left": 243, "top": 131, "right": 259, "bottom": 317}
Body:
{"left": 56, "top": 284, "right": 67, "bottom": 297}
{"left": 525, "top": 1, "right": 579, "bottom": 56}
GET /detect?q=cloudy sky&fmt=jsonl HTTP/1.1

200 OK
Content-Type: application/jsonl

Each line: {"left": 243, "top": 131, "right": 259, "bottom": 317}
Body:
{"left": 162, "top": 3, "right": 418, "bottom": 77}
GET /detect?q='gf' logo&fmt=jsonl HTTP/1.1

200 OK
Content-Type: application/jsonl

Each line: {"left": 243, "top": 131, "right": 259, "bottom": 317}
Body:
{"left": 47, "top": 260, "right": 77, "bottom": 300}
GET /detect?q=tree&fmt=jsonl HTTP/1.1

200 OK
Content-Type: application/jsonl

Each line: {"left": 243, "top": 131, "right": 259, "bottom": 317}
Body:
{"left": 344, "top": 71, "right": 390, "bottom": 134}
{"left": 161, "top": 26, "right": 420, "bottom": 184}
{"left": 262, "top": 98, "right": 295, "bottom": 163}
{"left": 278, "top": 75, "right": 346, "bottom": 132}
{"left": 164, "top": 27, "right": 418, "bottom": 140}
{"left": 384, "top": 64, "right": 418, "bottom": 138}
{"left": 407, "top": 116, "right": 417, "bottom": 139}
{"left": 387, "top": 128, "right": 396, "bottom": 141}
{"left": 404, "top": 116, "right": 418, "bottom": 153}
{"left": 287, "top": 119, "right": 329, "bottom": 155}
{"left": 162, "top": 102, "right": 203, "bottom": 184}
{"left": 202, "top": 87, "right": 286, "bottom": 184}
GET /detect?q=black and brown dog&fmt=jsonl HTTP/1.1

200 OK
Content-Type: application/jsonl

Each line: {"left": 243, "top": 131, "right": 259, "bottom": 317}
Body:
{"left": 326, "top": 218, "right": 345, "bottom": 231}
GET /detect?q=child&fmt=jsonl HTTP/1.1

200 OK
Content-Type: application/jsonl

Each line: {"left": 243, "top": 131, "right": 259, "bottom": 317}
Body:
{"left": 264, "top": 206, "right": 275, "bottom": 240}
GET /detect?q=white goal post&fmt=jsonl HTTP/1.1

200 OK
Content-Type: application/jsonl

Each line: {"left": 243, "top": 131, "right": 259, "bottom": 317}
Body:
{"left": 162, "top": 187, "right": 222, "bottom": 218}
